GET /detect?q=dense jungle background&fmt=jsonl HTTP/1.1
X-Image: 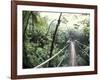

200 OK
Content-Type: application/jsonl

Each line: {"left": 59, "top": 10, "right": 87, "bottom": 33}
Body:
{"left": 22, "top": 11, "right": 90, "bottom": 69}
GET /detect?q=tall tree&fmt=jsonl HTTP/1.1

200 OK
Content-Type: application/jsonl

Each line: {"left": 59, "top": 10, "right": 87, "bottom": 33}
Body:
{"left": 48, "top": 13, "right": 62, "bottom": 67}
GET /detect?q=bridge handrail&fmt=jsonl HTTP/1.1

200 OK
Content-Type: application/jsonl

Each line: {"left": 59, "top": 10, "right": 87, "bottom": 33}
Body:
{"left": 77, "top": 43, "right": 89, "bottom": 57}
{"left": 34, "top": 44, "right": 69, "bottom": 68}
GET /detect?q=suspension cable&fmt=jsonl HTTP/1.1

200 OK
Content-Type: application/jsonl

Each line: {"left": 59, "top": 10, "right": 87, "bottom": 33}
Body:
{"left": 34, "top": 44, "right": 69, "bottom": 68}
{"left": 57, "top": 50, "right": 69, "bottom": 67}
{"left": 57, "top": 44, "right": 69, "bottom": 67}
{"left": 75, "top": 40, "right": 89, "bottom": 48}
{"left": 77, "top": 43, "right": 89, "bottom": 57}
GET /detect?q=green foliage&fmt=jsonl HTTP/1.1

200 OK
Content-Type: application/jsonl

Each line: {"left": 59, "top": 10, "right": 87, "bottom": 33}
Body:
{"left": 23, "top": 11, "right": 90, "bottom": 68}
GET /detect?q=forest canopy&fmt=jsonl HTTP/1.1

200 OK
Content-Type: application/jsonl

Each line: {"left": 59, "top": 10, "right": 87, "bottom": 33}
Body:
{"left": 22, "top": 11, "right": 90, "bottom": 68}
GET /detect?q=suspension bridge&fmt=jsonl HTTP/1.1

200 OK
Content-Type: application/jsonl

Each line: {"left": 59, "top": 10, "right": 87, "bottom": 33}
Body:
{"left": 34, "top": 39, "right": 89, "bottom": 68}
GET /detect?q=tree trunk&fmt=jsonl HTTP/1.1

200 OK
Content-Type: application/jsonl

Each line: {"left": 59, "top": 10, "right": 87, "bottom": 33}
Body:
{"left": 48, "top": 13, "right": 62, "bottom": 67}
